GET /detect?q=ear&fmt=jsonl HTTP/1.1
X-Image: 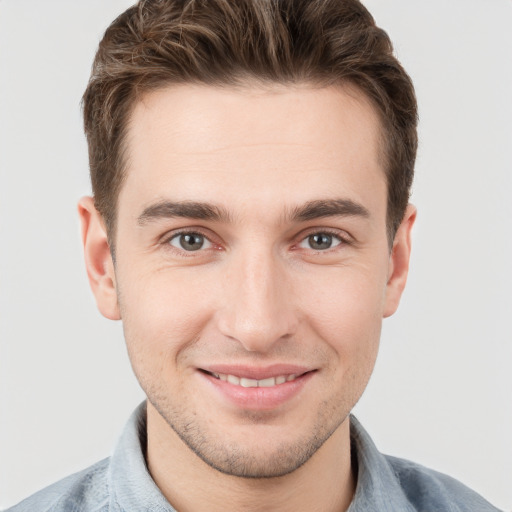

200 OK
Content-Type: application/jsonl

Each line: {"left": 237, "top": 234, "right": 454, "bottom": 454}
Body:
{"left": 78, "top": 196, "right": 120, "bottom": 320}
{"left": 383, "top": 204, "right": 417, "bottom": 318}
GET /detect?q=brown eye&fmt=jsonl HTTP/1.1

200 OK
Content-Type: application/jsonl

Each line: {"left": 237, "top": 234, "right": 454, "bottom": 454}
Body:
{"left": 169, "top": 233, "right": 211, "bottom": 251}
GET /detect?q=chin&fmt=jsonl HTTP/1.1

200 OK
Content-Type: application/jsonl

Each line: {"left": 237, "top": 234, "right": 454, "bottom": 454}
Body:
{"left": 150, "top": 395, "right": 348, "bottom": 479}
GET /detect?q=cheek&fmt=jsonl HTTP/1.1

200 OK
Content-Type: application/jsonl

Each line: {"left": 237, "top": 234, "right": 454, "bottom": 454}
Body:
{"left": 117, "top": 266, "right": 215, "bottom": 367}
{"left": 297, "top": 263, "right": 387, "bottom": 360}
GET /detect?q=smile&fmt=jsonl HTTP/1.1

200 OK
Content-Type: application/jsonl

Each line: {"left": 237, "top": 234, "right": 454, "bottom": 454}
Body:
{"left": 210, "top": 372, "right": 299, "bottom": 388}
{"left": 199, "top": 367, "right": 315, "bottom": 410}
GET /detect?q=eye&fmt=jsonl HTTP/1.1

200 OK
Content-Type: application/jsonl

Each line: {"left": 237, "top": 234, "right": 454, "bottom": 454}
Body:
{"left": 298, "top": 232, "right": 343, "bottom": 251}
{"left": 168, "top": 232, "right": 212, "bottom": 251}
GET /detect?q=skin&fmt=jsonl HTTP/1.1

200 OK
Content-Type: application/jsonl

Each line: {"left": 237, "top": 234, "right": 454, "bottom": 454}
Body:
{"left": 79, "top": 84, "right": 415, "bottom": 512}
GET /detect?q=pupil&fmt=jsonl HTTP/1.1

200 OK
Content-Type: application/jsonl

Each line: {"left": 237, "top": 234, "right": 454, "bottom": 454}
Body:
{"left": 180, "top": 233, "right": 203, "bottom": 251}
{"left": 310, "top": 233, "right": 332, "bottom": 250}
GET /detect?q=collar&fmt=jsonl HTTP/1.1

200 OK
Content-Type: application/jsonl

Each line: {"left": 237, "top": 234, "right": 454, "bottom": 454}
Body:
{"left": 108, "top": 402, "right": 175, "bottom": 511}
{"left": 107, "top": 402, "right": 415, "bottom": 512}
{"left": 348, "top": 415, "right": 416, "bottom": 512}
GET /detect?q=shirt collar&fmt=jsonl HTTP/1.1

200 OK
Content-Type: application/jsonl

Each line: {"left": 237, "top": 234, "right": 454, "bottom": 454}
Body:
{"left": 108, "top": 402, "right": 176, "bottom": 511}
{"left": 107, "top": 402, "right": 415, "bottom": 512}
{"left": 348, "top": 415, "right": 416, "bottom": 512}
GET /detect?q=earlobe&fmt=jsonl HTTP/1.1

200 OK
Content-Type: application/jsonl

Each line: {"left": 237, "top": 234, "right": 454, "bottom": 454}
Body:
{"left": 383, "top": 204, "right": 417, "bottom": 318}
{"left": 78, "top": 196, "right": 121, "bottom": 320}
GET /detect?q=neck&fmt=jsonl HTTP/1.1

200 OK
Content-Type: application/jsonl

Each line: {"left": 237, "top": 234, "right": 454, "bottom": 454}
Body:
{"left": 146, "top": 402, "right": 356, "bottom": 512}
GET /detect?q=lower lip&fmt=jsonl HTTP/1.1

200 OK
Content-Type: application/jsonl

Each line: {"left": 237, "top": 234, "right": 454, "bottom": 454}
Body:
{"left": 199, "top": 371, "right": 315, "bottom": 411}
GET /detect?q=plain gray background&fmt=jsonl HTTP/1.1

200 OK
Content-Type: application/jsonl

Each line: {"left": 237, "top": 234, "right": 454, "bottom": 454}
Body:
{"left": 1, "top": 1, "right": 511, "bottom": 510}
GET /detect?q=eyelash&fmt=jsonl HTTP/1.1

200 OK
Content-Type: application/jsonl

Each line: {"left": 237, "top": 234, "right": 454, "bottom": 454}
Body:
{"left": 161, "top": 229, "right": 217, "bottom": 255}
{"left": 295, "top": 228, "right": 351, "bottom": 252}
{"left": 160, "top": 228, "right": 352, "bottom": 255}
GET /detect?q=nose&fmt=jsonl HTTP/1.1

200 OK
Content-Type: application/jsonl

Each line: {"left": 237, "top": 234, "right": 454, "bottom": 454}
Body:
{"left": 216, "top": 249, "right": 298, "bottom": 353}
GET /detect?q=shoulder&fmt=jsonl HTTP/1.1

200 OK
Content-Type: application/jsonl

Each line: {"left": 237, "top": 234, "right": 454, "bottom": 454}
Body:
{"left": 4, "top": 458, "right": 111, "bottom": 512}
{"left": 385, "top": 454, "right": 503, "bottom": 512}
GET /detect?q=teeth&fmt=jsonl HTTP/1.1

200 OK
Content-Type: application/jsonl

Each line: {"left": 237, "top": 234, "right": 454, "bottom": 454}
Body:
{"left": 227, "top": 374, "right": 240, "bottom": 385}
{"left": 258, "top": 377, "right": 277, "bottom": 387}
{"left": 240, "top": 378, "right": 258, "bottom": 388}
{"left": 211, "top": 372, "right": 300, "bottom": 387}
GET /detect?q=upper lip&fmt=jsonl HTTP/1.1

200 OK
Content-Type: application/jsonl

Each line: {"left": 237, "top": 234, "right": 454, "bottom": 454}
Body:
{"left": 199, "top": 364, "right": 313, "bottom": 380}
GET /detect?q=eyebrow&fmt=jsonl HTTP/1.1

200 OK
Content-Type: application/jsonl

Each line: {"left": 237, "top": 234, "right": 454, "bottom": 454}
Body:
{"left": 137, "top": 198, "right": 369, "bottom": 226}
{"left": 138, "top": 200, "right": 231, "bottom": 225}
{"left": 287, "top": 198, "right": 370, "bottom": 222}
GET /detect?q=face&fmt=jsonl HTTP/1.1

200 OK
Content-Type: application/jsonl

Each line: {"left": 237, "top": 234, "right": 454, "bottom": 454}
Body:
{"left": 80, "top": 84, "right": 414, "bottom": 478}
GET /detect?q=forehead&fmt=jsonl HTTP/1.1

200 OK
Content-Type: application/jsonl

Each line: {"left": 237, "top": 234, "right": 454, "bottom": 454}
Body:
{"left": 120, "top": 84, "right": 386, "bottom": 218}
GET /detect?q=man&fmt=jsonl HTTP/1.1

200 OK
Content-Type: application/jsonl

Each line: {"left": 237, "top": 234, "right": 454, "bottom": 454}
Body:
{"left": 5, "top": 0, "right": 503, "bottom": 511}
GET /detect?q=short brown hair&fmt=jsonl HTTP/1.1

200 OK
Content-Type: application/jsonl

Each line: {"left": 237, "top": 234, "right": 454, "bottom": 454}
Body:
{"left": 83, "top": 0, "right": 417, "bottom": 244}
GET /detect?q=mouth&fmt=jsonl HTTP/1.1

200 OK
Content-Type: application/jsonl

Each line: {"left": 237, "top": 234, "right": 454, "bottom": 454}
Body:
{"left": 202, "top": 370, "right": 304, "bottom": 388}
{"left": 197, "top": 365, "right": 316, "bottom": 410}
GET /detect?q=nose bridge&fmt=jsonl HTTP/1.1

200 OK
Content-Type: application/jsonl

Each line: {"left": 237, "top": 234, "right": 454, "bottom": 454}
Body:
{"left": 217, "top": 245, "right": 296, "bottom": 352}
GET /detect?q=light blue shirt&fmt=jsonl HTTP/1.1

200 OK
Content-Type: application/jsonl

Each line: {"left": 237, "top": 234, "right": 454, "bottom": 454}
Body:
{"left": 5, "top": 402, "right": 502, "bottom": 511}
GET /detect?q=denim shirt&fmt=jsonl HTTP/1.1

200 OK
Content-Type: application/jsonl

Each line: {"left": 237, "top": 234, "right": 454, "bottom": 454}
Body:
{"left": 5, "top": 402, "right": 502, "bottom": 512}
